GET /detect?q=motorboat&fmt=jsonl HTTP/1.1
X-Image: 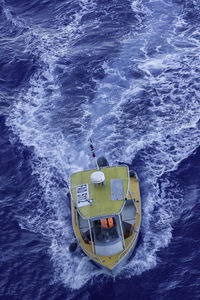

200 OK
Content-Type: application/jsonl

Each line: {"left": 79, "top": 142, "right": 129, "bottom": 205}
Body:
{"left": 69, "top": 142, "right": 141, "bottom": 275}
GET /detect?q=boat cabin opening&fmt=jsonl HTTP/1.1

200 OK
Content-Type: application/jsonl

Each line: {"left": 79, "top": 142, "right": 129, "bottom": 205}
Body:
{"left": 91, "top": 216, "right": 123, "bottom": 256}
{"left": 77, "top": 197, "right": 137, "bottom": 256}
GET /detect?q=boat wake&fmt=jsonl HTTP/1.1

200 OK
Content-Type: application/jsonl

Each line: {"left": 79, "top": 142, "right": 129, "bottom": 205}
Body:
{"left": 5, "top": 0, "right": 200, "bottom": 289}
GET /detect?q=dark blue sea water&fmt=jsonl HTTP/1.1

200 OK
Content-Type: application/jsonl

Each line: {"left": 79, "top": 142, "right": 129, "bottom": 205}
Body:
{"left": 0, "top": 0, "right": 200, "bottom": 299}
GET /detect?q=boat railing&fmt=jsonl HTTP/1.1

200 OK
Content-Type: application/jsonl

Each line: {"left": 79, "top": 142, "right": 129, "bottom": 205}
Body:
{"left": 127, "top": 229, "right": 138, "bottom": 249}
{"left": 129, "top": 191, "right": 139, "bottom": 214}
{"left": 117, "top": 231, "right": 138, "bottom": 261}
{"left": 119, "top": 214, "right": 126, "bottom": 249}
{"left": 78, "top": 239, "right": 104, "bottom": 264}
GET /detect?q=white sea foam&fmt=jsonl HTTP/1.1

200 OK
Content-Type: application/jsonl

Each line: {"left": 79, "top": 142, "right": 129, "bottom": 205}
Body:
{"left": 81, "top": 0, "right": 200, "bottom": 279}
{"left": 6, "top": 0, "right": 104, "bottom": 289}
{"left": 6, "top": 0, "right": 200, "bottom": 289}
{"left": 1, "top": 0, "right": 26, "bottom": 28}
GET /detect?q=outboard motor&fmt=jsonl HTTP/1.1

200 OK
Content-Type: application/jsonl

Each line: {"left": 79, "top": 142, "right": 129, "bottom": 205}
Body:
{"left": 97, "top": 156, "right": 109, "bottom": 168}
{"left": 129, "top": 170, "right": 136, "bottom": 178}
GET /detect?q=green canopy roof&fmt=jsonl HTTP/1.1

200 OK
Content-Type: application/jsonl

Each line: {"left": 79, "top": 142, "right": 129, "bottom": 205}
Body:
{"left": 70, "top": 165, "right": 129, "bottom": 219}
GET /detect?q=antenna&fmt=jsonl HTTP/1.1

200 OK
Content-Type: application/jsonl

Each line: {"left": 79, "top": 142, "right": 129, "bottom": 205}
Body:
{"left": 89, "top": 139, "right": 99, "bottom": 170}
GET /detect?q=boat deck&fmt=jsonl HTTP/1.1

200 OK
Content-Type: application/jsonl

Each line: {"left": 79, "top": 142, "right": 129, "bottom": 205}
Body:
{"left": 70, "top": 166, "right": 129, "bottom": 219}
{"left": 71, "top": 174, "right": 141, "bottom": 272}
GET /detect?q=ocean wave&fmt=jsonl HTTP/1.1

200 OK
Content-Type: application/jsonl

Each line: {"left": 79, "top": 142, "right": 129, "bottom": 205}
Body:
{"left": 4, "top": 0, "right": 200, "bottom": 290}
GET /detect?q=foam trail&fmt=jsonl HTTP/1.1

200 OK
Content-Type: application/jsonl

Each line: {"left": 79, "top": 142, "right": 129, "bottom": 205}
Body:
{"left": 6, "top": 0, "right": 200, "bottom": 288}
{"left": 6, "top": 0, "right": 106, "bottom": 289}
{"left": 81, "top": 0, "right": 200, "bottom": 278}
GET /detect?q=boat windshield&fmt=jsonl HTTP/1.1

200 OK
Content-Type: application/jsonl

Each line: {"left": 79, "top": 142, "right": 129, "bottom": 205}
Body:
{"left": 92, "top": 217, "right": 120, "bottom": 244}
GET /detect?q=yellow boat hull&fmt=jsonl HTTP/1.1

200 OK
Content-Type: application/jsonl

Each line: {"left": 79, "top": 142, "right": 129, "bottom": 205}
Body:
{"left": 71, "top": 174, "right": 141, "bottom": 274}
